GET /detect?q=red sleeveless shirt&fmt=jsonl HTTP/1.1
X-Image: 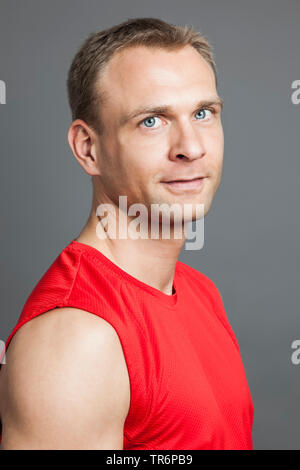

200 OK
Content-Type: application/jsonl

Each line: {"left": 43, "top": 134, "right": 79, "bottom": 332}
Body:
{"left": 0, "top": 239, "right": 254, "bottom": 449}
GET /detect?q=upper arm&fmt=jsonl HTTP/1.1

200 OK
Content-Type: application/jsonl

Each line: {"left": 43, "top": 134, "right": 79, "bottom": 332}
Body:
{"left": 0, "top": 307, "right": 131, "bottom": 449}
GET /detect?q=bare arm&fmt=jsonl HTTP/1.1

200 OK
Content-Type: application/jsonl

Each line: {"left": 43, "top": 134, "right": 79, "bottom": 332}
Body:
{"left": 0, "top": 307, "right": 131, "bottom": 449}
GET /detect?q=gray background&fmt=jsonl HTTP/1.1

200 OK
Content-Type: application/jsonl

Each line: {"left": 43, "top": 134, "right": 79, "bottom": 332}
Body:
{"left": 0, "top": 0, "right": 299, "bottom": 450}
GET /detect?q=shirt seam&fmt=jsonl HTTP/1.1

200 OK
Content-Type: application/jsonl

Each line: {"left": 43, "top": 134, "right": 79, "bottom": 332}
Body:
{"left": 212, "top": 298, "right": 241, "bottom": 353}
{"left": 63, "top": 251, "right": 83, "bottom": 305}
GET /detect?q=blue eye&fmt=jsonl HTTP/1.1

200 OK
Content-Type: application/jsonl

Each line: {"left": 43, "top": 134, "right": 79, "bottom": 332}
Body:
{"left": 142, "top": 116, "right": 160, "bottom": 128}
{"left": 195, "top": 109, "right": 211, "bottom": 120}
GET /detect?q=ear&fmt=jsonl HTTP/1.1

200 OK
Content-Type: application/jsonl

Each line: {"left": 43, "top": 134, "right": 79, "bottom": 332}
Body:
{"left": 67, "top": 119, "right": 101, "bottom": 176}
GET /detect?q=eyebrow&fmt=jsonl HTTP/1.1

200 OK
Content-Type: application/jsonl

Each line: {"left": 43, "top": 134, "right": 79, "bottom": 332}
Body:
{"left": 119, "top": 97, "right": 223, "bottom": 126}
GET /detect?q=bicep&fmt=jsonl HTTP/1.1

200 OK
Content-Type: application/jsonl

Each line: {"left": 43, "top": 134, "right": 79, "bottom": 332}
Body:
{"left": 0, "top": 308, "right": 130, "bottom": 449}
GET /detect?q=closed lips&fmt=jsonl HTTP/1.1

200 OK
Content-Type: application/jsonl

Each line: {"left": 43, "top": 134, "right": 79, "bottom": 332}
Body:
{"left": 162, "top": 177, "right": 206, "bottom": 182}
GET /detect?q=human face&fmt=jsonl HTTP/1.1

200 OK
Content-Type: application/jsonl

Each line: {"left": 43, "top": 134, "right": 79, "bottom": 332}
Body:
{"left": 94, "top": 44, "right": 224, "bottom": 222}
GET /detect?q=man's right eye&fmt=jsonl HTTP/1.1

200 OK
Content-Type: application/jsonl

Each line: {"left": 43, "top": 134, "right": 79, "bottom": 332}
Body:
{"left": 139, "top": 116, "right": 162, "bottom": 129}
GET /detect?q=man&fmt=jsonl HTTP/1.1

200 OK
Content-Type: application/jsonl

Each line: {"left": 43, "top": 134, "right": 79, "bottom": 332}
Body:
{"left": 0, "top": 17, "right": 254, "bottom": 450}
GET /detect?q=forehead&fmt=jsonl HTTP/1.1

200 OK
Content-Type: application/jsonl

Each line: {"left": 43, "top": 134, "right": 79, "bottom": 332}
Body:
{"left": 99, "top": 45, "right": 217, "bottom": 113}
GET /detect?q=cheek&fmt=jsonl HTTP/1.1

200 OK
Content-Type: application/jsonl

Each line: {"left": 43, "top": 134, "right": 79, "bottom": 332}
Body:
{"left": 207, "top": 125, "right": 224, "bottom": 159}
{"left": 121, "top": 136, "right": 164, "bottom": 176}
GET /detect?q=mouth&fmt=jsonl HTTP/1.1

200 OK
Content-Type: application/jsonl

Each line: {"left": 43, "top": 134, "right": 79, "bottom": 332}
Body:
{"left": 161, "top": 176, "right": 207, "bottom": 192}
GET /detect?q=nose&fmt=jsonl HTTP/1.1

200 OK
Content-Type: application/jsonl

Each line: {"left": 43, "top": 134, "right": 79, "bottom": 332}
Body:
{"left": 168, "top": 119, "right": 206, "bottom": 162}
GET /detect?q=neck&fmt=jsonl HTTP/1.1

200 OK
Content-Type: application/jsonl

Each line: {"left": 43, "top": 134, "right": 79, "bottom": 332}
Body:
{"left": 75, "top": 193, "right": 186, "bottom": 296}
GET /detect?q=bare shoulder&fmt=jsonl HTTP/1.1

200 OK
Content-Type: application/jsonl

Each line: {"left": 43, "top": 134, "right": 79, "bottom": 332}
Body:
{"left": 0, "top": 307, "right": 131, "bottom": 449}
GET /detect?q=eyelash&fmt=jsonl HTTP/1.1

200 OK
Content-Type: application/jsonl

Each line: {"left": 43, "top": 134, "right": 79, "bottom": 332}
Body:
{"left": 138, "top": 107, "right": 217, "bottom": 129}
